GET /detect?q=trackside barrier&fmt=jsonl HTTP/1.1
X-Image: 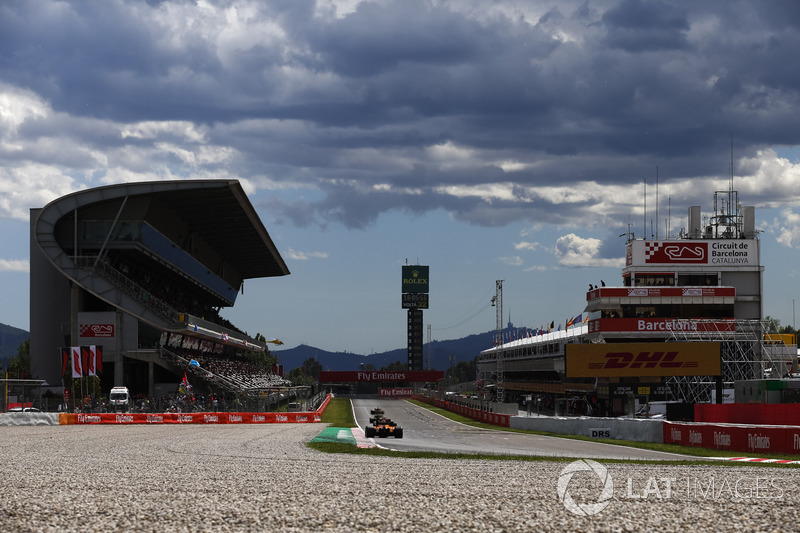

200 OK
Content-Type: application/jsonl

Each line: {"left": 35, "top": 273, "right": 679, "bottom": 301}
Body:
{"left": 694, "top": 403, "right": 800, "bottom": 426}
{"left": 0, "top": 413, "right": 60, "bottom": 426}
{"left": 664, "top": 421, "right": 800, "bottom": 455}
{"left": 413, "top": 395, "right": 511, "bottom": 428}
{"left": 59, "top": 412, "right": 323, "bottom": 425}
{"left": 510, "top": 416, "right": 664, "bottom": 443}
{"left": 57, "top": 394, "right": 333, "bottom": 425}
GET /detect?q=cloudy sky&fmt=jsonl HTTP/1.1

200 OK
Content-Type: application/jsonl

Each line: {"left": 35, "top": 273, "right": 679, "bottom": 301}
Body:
{"left": 3, "top": 0, "right": 800, "bottom": 357}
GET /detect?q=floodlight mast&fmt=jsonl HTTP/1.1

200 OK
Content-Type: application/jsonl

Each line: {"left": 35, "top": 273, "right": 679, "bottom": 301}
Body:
{"left": 494, "top": 280, "right": 504, "bottom": 403}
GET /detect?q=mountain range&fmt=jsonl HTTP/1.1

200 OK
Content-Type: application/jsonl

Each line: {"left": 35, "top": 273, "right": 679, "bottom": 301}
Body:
{"left": 0, "top": 323, "right": 29, "bottom": 370}
{"left": 271, "top": 330, "right": 495, "bottom": 372}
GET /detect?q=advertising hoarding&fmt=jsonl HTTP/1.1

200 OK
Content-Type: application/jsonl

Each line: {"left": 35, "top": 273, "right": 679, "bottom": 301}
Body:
{"left": 318, "top": 370, "right": 445, "bottom": 383}
{"left": 402, "top": 265, "right": 429, "bottom": 294}
{"left": 566, "top": 342, "right": 721, "bottom": 377}
{"left": 626, "top": 240, "right": 759, "bottom": 267}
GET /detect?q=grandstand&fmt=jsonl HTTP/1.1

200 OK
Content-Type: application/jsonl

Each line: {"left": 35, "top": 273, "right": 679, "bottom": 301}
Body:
{"left": 30, "top": 180, "right": 295, "bottom": 409}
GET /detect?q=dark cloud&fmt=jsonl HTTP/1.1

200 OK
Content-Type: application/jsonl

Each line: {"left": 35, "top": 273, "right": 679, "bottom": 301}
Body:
{"left": 2, "top": 0, "right": 800, "bottom": 230}
{"left": 308, "top": 0, "right": 486, "bottom": 77}
{"left": 601, "top": 0, "right": 690, "bottom": 52}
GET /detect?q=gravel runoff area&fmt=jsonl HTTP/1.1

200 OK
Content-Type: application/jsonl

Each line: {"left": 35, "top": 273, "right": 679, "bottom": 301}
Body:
{"left": 1, "top": 424, "right": 799, "bottom": 532}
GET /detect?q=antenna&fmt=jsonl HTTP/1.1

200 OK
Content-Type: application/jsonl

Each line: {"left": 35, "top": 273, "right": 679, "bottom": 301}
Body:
{"left": 668, "top": 196, "right": 671, "bottom": 239}
{"left": 643, "top": 175, "right": 647, "bottom": 240}
{"left": 730, "top": 136, "right": 734, "bottom": 194}
{"left": 655, "top": 165, "right": 659, "bottom": 240}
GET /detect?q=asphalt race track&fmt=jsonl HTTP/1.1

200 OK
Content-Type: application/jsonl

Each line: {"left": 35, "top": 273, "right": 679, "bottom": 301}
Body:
{"left": 354, "top": 398, "right": 695, "bottom": 461}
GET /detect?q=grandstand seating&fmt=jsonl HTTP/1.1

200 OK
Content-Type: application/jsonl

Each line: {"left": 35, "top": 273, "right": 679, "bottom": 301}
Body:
{"left": 160, "top": 348, "right": 290, "bottom": 396}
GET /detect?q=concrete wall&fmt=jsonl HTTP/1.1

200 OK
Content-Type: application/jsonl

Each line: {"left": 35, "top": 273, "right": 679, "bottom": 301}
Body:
{"left": 0, "top": 413, "right": 60, "bottom": 426}
{"left": 511, "top": 415, "right": 664, "bottom": 443}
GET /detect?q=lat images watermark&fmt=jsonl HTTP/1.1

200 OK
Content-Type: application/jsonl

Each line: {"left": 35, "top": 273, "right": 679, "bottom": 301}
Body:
{"left": 557, "top": 460, "right": 785, "bottom": 516}
{"left": 557, "top": 459, "right": 614, "bottom": 516}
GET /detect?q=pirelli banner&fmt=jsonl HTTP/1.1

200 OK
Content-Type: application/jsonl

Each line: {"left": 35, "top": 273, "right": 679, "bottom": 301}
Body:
{"left": 566, "top": 342, "right": 721, "bottom": 378}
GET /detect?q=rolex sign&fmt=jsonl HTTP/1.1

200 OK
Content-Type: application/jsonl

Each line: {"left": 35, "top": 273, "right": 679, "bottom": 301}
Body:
{"left": 402, "top": 265, "right": 429, "bottom": 294}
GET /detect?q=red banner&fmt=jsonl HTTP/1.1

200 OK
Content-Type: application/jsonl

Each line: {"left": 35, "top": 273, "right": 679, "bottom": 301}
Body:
{"left": 61, "top": 412, "right": 323, "bottom": 425}
{"left": 60, "top": 395, "right": 333, "bottom": 425}
{"left": 587, "top": 318, "right": 735, "bottom": 334}
{"left": 664, "top": 422, "right": 800, "bottom": 455}
{"left": 318, "top": 370, "right": 444, "bottom": 383}
{"left": 695, "top": 403, "right": 800, "bottom": 426}
{"left": 646, "top": 242, "right": 708, "bottom": 264}
{"left": 79, "top": 324, "right": 115, "bottom": 338}
{"left": 414, "top": 395, "right": 510, "bottom": 428}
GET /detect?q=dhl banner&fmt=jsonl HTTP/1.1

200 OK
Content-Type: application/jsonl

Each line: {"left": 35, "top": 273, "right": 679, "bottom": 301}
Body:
{"left": 566, "top": 342, "right": 721, "bottom": 377}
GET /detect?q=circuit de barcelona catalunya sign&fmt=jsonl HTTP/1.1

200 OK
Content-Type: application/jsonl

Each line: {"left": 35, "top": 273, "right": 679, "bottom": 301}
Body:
{"left": 626, "top": 239, "right": 758, "bottom": 267}
{"left": 318, "top": 370, "right": 444, "bottom": 383}
{"left": 566, "top": 342, "right": 721, "bottom": 377}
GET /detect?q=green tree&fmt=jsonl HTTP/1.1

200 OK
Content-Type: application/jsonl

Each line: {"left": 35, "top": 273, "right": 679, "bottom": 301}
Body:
{"left": 285, "top": 358, "right": 323, "bottom": 387}
{"left": 380, "top": 361, "right": 407, "bottom": 372}
{"left": 243, "top": 333, "right": 279, "bottom": 370}
{"left": 287, "top": 366, "right": 315, "bottom": 387}
{"left": 454, "top": 358, "right": 477, "bottom": 382}
{"left": 764, "top": 316, "right": 782, "bottom": 333}
{"left": 7, "top": 339, "right": 31, "bottom": 378}
{"left": 301, "top": 358, "right": 322, "bottom": 381}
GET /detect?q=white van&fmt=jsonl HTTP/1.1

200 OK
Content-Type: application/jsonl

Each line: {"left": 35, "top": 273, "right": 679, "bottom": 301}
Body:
{"left": 109, "top": 387, "right": 131, "bottom": 412}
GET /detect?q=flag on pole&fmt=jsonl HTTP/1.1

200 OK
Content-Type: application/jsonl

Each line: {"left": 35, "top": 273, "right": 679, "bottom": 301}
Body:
{"left": 71, "top": 347, "right": 82, "bottom": 378}
{"left": 94, "top": 345, "right": 103, "bottom": 376}
{"left": 178, "top": 372, "right": 192, "bottom": 395}
{"left": 83, "top": 346, "right": 95, "bottom": 377}
{"left": 61, "top": 348, "right": 69, "bottom": 377}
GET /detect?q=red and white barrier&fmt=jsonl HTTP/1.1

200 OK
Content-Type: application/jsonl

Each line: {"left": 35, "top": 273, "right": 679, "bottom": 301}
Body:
{"left": 414, "top": 395, "right": 511, "bottom": 428}
{"left": 664, "top": 421, "right": 800, "bottom": 455}
{"left": 59, "top": 395, "right": 333, "bottom": 425}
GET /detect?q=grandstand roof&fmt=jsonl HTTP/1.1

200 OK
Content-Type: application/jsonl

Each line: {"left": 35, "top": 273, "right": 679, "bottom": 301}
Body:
{"left": 155, "top": 181, "right": 290, "bottom": 280}
{"left": 36, "top": 179, "right": 289, "bottom": 280}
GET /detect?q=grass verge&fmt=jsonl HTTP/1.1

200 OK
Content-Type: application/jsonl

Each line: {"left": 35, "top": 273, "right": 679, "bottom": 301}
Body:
{"left": 306, "top": 440, "right": 799, "bottom": 467}
{"left": 318, "top": 397, "right": 357, "bottom": 427}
